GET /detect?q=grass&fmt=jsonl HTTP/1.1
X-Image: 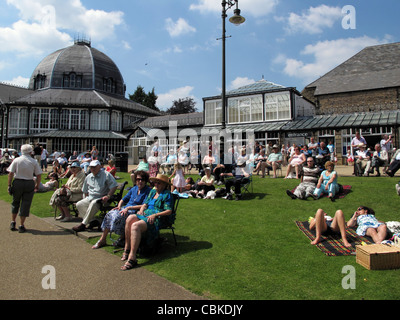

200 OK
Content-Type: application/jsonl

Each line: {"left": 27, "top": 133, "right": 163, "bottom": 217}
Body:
{"left": 1, "top": 172, "right": 400, "bottom": 300}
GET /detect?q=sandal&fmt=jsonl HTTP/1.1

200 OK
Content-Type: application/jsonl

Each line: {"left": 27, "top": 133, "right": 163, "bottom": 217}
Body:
{"left": 121, "top": 250, "right": 130, "bottom": 261}
{"left": 121, "top": 259, "right": 138, "bottom": 271}
{"left": 92, "top": 240, "right": 106, "bottom": 249}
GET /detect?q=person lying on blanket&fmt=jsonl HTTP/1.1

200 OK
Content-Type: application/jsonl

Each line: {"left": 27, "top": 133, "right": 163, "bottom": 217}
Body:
{"left": 309, "top": 208, "right": 351, "bottom": 248}
{"left": 346, "top": 206, "right": 387, "bottom": 244}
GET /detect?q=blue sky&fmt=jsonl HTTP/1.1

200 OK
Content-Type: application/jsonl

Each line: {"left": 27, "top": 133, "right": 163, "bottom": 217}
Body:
{"left": 0, "top": 0, "right": 398, "bottom": 111}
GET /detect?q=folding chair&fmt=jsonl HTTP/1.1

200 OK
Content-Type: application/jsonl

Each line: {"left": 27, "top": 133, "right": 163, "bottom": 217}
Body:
{"left": 240, "top": 175, "right": 253, "bottom": 194}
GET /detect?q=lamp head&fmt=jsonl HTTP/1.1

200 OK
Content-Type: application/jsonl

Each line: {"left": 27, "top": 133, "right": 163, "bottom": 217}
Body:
{"left": 229, "top": 8, "right": 245, "bottom": 25}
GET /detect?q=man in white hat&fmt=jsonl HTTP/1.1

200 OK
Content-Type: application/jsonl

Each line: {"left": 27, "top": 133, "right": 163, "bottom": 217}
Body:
{"left": 355, "top": 144, "right": 371, "bottom": 176}
{"left": 73, "top": 160, "right": 118, "bottom": 232}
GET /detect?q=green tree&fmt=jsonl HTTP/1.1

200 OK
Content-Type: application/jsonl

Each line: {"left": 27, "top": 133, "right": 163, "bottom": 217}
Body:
{"left": 166, "top": 97, "right": 197, "bottom": 115}
{"left": 129, "top": 85, "right": 159, "bottom": 112}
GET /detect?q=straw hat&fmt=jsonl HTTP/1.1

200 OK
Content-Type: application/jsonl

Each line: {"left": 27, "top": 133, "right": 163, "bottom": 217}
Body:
{"left": 150, "top": 173, "right": 171, "bottom": 185}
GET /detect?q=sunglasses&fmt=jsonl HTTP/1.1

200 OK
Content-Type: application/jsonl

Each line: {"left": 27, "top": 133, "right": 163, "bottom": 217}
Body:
{"left": 357, "top": 207, "right": 365, "bottom": 211}
{"left": 136, "top": 178, "right": 144, "bottom": 182}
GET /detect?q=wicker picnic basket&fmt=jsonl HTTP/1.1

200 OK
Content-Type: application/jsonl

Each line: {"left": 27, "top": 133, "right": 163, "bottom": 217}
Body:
{"left": 356, "top": 244, "right": 400, "bottom": 270}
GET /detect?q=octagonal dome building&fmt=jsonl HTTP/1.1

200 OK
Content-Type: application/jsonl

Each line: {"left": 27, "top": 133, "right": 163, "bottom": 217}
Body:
{"left": 1, "top": 39, "right": 160, "bottom": 164}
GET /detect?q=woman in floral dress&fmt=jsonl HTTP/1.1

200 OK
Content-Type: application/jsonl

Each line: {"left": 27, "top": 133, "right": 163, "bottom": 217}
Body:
{"left": 121, "top": 174, "right": 173, "bottom": 270}
{"left": 347, "top": 206, "right": 387, "bottom": 243}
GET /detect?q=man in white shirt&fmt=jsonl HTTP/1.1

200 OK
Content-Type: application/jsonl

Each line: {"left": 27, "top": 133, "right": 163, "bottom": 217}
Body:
{"left": 355, "top": 144, "right": 371, "bottom": 176}
{"left": 7, "top": 144, "right": 42, "bottom": 233}
{"left": 73, "top": 160, "right": 118, "bottom": 232}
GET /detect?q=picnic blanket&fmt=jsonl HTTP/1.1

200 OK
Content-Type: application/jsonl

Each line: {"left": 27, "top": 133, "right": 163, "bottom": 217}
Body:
{"left": 292, "top": 185, "right": 352, "bottom": 199}
{"left": 295, "top": 220, "right": 373, "bottom": 256}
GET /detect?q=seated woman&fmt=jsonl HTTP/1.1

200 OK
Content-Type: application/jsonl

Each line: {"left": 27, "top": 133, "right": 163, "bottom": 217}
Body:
{"left": 92, "top": 171, "right": 151, "bottom": 249}
{"left": 312, "top": 161, "right": 339, "bottom": 201}
{"left": 347, "top": 206, "right": 387, "bottom": 244}
{"left": 284, "top": 146, "right": 306, "bottom": 179}
{"left": 49, "top": 162, "right": 85, "bottom": 222}
{"left": 309, "top": 208, "right": 351, "bottom": 248}
{"left": 121, "top": 174, "right": 173, "bottom": 270}
{"left": 193, "top": 167, "right": 214, "bottom": 198}
{"left": 80, "top": 153, "right": 92, "bottom": 174}
{"left": 37, "top": 172, "right": 59, "bottom": 192}
{"left": 49, "top": 159, "right": 63, "bottom": 178}
{"left": 106, "top": 159, "right": 117, "bottom": 177}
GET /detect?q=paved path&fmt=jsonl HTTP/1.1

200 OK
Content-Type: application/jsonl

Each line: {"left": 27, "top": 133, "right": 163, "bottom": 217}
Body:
{"left": 0, "top": 200, "right": 203, "bottom": 300}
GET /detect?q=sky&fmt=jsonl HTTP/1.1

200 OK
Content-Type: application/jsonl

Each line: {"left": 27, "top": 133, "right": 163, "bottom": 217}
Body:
{"left": 0, "top": 0, "right": 399, "bottom": 111}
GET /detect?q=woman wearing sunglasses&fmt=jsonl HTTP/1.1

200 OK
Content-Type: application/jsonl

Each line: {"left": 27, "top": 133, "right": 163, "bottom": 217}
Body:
{"left": 92, "top": 170, "right": 151, "bottom": 249}
{"left": 121, "top": 174, "right": 173, "bottom": 270}
{"left": 347, "top": 206, "right": 387, "bottom": 244}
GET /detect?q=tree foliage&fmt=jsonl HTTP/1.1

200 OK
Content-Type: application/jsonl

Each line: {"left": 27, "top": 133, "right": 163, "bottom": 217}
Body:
{"left": 129, "top": 85, "right": 159, "bottom": 112}
{"left": 165, "top": 97, "right": 197, "bottom": 115}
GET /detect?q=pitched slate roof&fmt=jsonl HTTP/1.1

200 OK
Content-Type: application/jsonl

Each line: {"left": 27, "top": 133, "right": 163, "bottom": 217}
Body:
{"left": 9, "top": 130, "right": 128, "bottom": 140}
{"left": 9, "top": 88, "right": 160, "bottom": 116}
{"left": 305, "top": 42, "right": 400, "bottom": 96}
{"left": 203, "top": 79, "right": 290, "bottom": 100}
{"left": 0, "top": 82, "right": 33, "bottom": 103}
{"left": 282, "top": 110, "right": 400, "bottom": 131}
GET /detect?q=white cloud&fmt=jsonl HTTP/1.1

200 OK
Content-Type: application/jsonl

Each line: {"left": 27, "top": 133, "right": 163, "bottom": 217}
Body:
{"left": 157, "top": 86, "right": 195, "bottom": 110}
{"left": 229, "top": 77, "right": 255, "bottom": 90}
{"left": 190, "top": 0, "right": 278, "bottom": 18}
{"left": 0, "top": 19, "right": 72, "bottom": 56}
{"left": 1, "top": 0, "right": 124, "bottom": 56}
{"left": 165, "top": 18, "right": 196, "bottom": 37}
{"left": 1, "top": 76, "right": 30, "bottom": 87}
{"left": 281, "top": 36, "right": 391, "bottom": 85}
{"left": 284, "top": 5, "right": 342, "bottom": 34}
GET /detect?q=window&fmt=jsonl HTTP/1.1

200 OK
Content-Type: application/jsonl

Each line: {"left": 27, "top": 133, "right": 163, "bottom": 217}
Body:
{"left": 91, "top": 110, "right": 110, "bottom": 131}
{"left": 204, "top": 100, "right": 222, "bottom": 125}
{"left": 265, "top": 92, "right": 291, "bottom": 121}
{"left": 8, "top": 108, "right": 28, "bottom": 135}
{"left": 227, "top": 95, "right": 263, "bottom": 124}
{"left": 34, "top": 74, "right": 46, "bottom": 90}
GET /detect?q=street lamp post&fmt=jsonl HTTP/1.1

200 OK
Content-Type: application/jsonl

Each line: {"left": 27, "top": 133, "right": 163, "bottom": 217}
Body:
{"left": 221, "top": 0, "right": 245, "bottom": 129}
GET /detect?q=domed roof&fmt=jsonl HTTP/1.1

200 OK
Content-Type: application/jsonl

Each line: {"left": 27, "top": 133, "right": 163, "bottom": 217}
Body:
{"left": 28, "top": 40, "right": 125, "bottom": 97}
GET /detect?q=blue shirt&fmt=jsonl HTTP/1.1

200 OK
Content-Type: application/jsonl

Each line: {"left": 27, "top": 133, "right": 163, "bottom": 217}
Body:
{"left": 122, "top": 185, "right": 151, "bottom": 208}
{"left": 82, "top": 169, "right": 118, "bottom": 200}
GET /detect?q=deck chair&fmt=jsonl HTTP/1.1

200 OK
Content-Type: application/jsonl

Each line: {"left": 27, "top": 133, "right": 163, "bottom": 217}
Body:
{"left": 96, "top": 181, "right": 128, "bottom": 218}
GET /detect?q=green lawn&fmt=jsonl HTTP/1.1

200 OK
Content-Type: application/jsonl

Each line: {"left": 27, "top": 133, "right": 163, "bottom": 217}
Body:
{"left": 1, "top": 172, "right": 400, "bottom": 300}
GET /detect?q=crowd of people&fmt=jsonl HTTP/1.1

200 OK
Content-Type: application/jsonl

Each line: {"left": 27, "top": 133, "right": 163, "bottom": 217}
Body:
{"left": 4, "top": 133, "right": 400, "bottom": 269}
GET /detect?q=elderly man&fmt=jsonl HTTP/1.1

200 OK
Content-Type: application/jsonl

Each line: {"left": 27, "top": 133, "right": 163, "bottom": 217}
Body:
{"left": 355, "top": 144, "right": 371, "bottom": 176}
{"left": 261, "top": 144, "right": 282, "bottom": 178}
{"left": 7, "top": 144, "right": 42, "bottom": 232}
{"left": 286, "top": 157, "right": 320, "bottom": 200}
{"left": 315, "top": 141, "right": 331, "bottom": 169}
{"left": 73, "top": 160, "right": 118, "bottom": 232}
{"left": 371, "top": 143, "right": 388, "bottom": 176}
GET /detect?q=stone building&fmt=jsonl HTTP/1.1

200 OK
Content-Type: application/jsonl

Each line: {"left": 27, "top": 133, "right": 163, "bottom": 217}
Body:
{"left": 299, "top": 42, "right": 400, "bottom": 162}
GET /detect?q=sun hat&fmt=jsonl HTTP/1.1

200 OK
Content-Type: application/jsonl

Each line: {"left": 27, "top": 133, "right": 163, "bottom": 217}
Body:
{"left": 89, "top": 160, "right": 101, "bottom": 167}
{"left": 70, "top": 161, "right": 80, "bottom": 168}
{"left": 149, "top": 173, "right": 171, "bottom": 185}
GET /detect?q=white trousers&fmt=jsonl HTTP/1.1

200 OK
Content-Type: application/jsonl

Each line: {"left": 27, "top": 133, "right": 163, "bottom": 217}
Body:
{"left": 76, "top": 197, "right": 101, "bottom": 225}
